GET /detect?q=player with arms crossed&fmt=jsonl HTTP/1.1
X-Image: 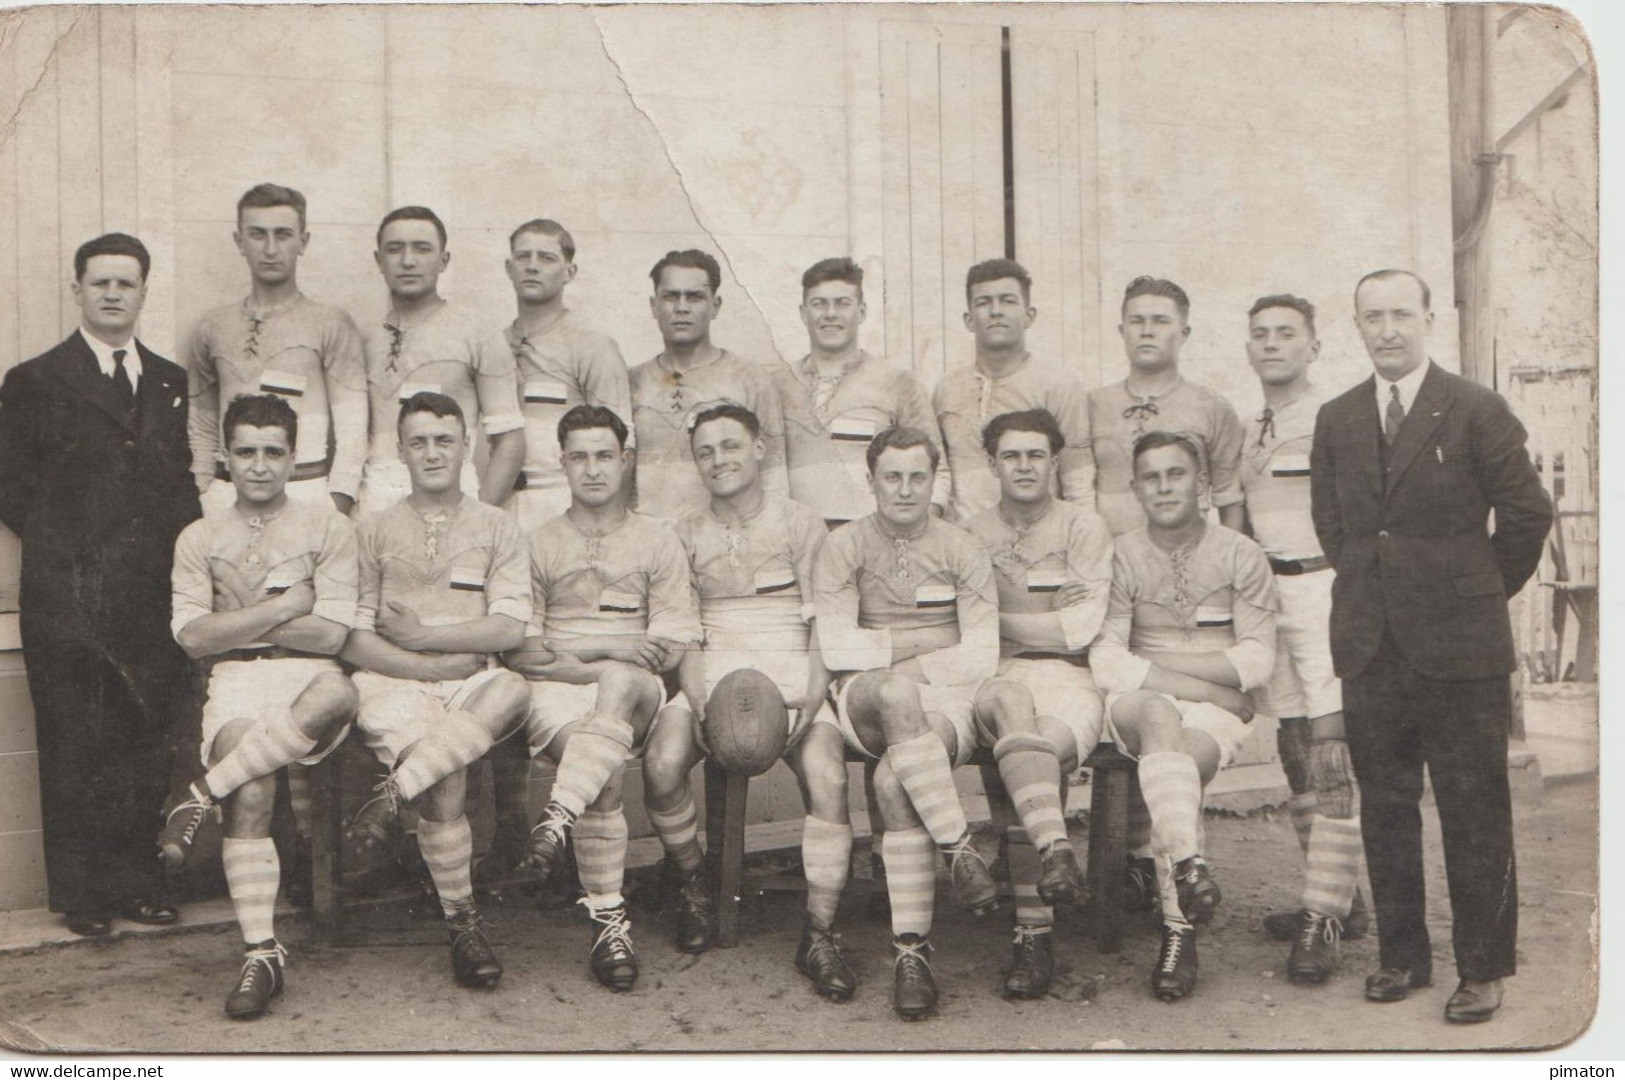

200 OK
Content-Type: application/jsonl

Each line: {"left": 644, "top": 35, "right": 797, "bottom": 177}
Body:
{"left": 1237, "top": 294, "right": 1369, "bottom": 981}
{"left": 504, "top": 404, "right": 701, "bottom": 992}
{"left": 642, "top": 403, "right": 855, "bottom": 999}
{"left": 1087, "top": 277, "right": 1246, "bottom": 537}
{"left": 774, "top": 257, "right": 945, "bottom": 526}
{"left": 934, "top": 259, "right": 1093, "bottom": 524}
{"left": 1091, "top": 431, "right": 1278, "bottom": 1002}
{"left": 964, "top": 408, "right": 1113, "bottom": 999}
{"left": 342, "top": 392, "right": 533, "bottom": 989}
{"left": 359, "top": 206, "right": 525, "bottom": 513}
{"left": 812, "top": 426, "right": 1004, "bottom": 1020}
{"left": 185, "top": 182, "right": 369, "bottom": 898}
{"left": 162, "top": 393, "right": 359, "bottom": 1019}
{"left": 629, "top": 249, "right": 787, "bottom": 520}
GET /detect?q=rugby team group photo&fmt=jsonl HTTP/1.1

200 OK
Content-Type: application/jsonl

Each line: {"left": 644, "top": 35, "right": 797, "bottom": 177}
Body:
{"left": 0, "top": 173, "right": 1554, "bottom": 1034}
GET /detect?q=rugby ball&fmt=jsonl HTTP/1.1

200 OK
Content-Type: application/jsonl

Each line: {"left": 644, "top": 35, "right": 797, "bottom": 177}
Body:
{"left": 704, "top": 669, "right": 789, "bottom": 777}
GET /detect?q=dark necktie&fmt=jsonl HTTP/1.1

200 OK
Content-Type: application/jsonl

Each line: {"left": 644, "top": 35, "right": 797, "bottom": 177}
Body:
{"left": 111, "top": 349, "right": 134, "bottom": 410}
{"left": 1384, "top": 384, "right": 1404, "bottom": 444}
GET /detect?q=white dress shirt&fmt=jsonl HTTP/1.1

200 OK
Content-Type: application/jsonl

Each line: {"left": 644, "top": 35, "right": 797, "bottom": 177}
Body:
{"left": 1373, "top": 358, "right": 1428, "bottom": 418}
{"left": 80, "top": 327, "right": 142, "bottom": 394}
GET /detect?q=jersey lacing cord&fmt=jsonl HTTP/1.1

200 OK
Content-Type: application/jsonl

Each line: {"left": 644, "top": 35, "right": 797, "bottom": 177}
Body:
{"left": 1122, "top": 399, "right": 1160, "bottom": 438}
{"left": 384, "top": 323, "right": 405, "bottom": 375}
{"left": 1256, "top": 407, "right": 1276, "bottom": 447}
{"left": 892, "top": 537, "right": 913, "bottom": 581}
{"left": 244, "top": 314, "right": 263, "bottom": 363}
{"left": 242, "top": 514, "right": 267, "bottom": 571}
{"left": 420, "top": 509, "right": 450, "bottom": 561}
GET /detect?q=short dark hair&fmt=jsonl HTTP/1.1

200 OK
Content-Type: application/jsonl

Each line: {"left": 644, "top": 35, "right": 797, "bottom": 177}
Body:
{"left": 1122, "top": 276, "right": 1191, "bottom": 322}
{"left": 1354, "top": 269, "right": 1432, "bottom": 313}
{"left": 1248, "top": 293, "right": 1317, "bottom": 337}
{"left": 866, "top": 425, "right": 941, "bottom": 475}
{"left": 981, "top": 408, "right": 1064, "bottom": 458}
{"left": 223, "top": 393, "right": 299, "bottom": 449}
{"left": 1131, "top": 430, "right": 1204, "bottom": 473}
{"left": 509, "top": 219, "right": 576, "bottom": 262}
{"left": 802, "top": 257, "right": 863, "bottom": 300}
{"left": 237, "top": 183, "right": 307, "bottom": 231}
{"left": 650, "top": 249, "right": 722, "bottom": 293}
{"left": 690, "top": 403, "right": 761, "bottom": 441}
{"left": 558, "top": 403, "right": 629, "bottom": 450}
{"left": 74, "top": 233, "right": 150, "bottom": 282}
{"left": 966, "top": 258, "right": 1032, "bottom": 304}
{"left": 397, "top": 390, "right": 465, "bottom": 434}
{"left": 377, "top": 206, "right": 448, "bottom": 250}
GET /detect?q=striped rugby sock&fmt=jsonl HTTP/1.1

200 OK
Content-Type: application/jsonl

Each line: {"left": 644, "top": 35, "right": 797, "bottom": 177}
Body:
{"left": 1007, "top": 825, "right": 1053, "bottom": 929}
{"left": 802, "top": 816, "right": 852, "bottom": 931}
{"left": 1302, "top": 813, "right": 1363, "bottom": 919}
{"left": 1127, "top": 788, "right": 1153, "bottom": 859}
{"left": 222, "top": 837, "right": 280, "bottom": 945}
{"left": 646, "top": 791, "right": 704, "bottom": 873}
{"left": 882, "top": 826, "right": 936, "bottom": 938}
{"left": 1139, "top": 751, "right": 1201, "bottom": 866}
{"left": 550, "top": 715, "right": 632, "bottom": 817}
{"left": 204, "top": 712, "right": 318, "bottom": 801}
{"left": 575, "top": 809, "right": 629, "bottom": 909}
{"left": 1289, "top": 792, "right": 1317, "bottom": 856}
{"left": 394, "top": 711, "right": 493, "bottom": 803}
{"left": 994, "top": 732, "right": 1067, "bottom": 853}
{"left": 884, "top": 732, "right": 967, "bottom": 847}
{"left": 417, "top": 816, "right": 475, "bottom": 917}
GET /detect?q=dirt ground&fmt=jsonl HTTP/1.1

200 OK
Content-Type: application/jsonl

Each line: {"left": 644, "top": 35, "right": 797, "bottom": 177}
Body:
{"left": 0, "top": 778, "right": 1597, "bottom": 1055}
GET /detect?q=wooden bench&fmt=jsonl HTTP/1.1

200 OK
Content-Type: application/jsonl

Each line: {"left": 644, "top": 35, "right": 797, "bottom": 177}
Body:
{"left": 702, "top": 741, "right": 1139, "bottom": 953}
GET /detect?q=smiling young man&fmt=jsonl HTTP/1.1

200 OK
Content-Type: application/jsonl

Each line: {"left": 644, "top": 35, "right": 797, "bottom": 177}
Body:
{"left": 773, "top": 257, "right": 944, "bottom": 526}
{"left": 503, "top": 219, "right": 633, "bottom": 532}
{"left": 1087, "top": 277, "right": 1247, "bottom": 537}
{"left": 933, "top": 259, "right": 1093, "bottom": 525}
{"left": 162, "top": 393, "right": 359, "bottom": 1019}
{"left": 358, "top": 207, "right": 525, "bottom": 513}
{"left": 1235, "top": 295, "right": 1369, "bottom": 983}
{"left": 963, "top": 409, "right": 1112, "bottom": 999}
{"left": 341, "top": 392, "right": 533, "bottom": 990}
{"left": 628, "top": 249, "right": 786, "bottom": 521}
{"left": 640, "top": 403, "right": 854, "bottom": 1000}
{"left": 812, "top": 426, "right": 1003, "bottom": 1020}
{"left": 188, "top": 184, "right": 369, "bottom": 518}
{"left": 503, "top": 404, "right": 701, "bottom": 993}
{"left": 1091, "top": 431, "right": 1278, "bottom": 1003}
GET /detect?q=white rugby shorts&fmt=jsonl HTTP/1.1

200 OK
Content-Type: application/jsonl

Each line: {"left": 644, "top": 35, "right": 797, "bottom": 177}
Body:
{"left": 352, "top": 665, "right": 513, "bottom": 766}
{"left": 1255, "top": 570, "right": 1341, "bottom": 720}
{"left": 1103, "top": 689, "right": 1253, "bottom": 770}
{"left": 200, "top": 657, "right": 350, "bottom": 768}
{"left": 989, "top": 657, "right": 1106, "bottom": 763}
{"left": 522, "top": 667, "right": 669, "bottom": 758}
{"left": 833, "top": 671, "right": 978, "bottom": 766}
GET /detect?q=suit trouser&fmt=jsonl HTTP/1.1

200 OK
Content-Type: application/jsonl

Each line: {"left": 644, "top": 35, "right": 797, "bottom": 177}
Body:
{"left": 26, "top": 636, "right": 190, "bottom": 914}
{"left": 1343, "top": 632, "right": 1517, "bottom": 982}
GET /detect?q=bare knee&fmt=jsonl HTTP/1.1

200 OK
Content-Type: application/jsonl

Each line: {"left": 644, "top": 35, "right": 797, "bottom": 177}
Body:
{"left": 795, "top": 748, "right": 849, "bottom": 822}
{"left": 225, "top": 774, "right": 277, "bottom": 838}
{"left": 483, "top": 669, "right": 532, "bottom": 723}
{"left": 974, "top": 678, "right": 1034, "bottom": 737}
{"left": 1037, "top": 715, "right": 1079, "bottom": 775}
{"left": 209, "top": 717, "right": 258, "bottom": 764}
{"left": 588, "top": 766, "right": 625, "bottom": 813}
{"left": 871, "top": 674, "right": 928, "bottom": 741}
{"left": 1111, "top": 690, "right": 1182, "bottom": 755}
{"left": 419, "top": 770, "right": 468, "bottom": 821}
{"left": 642, "top": 716, "right": 695, "bottom": 803}
{"left": 870, "top": 756, "right": 917, "bottom": 829}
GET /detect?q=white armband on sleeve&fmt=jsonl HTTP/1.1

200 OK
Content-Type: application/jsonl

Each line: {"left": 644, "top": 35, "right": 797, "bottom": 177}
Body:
{"left": 313, "top": 599, "right": 358, "bottom": 629}
{"left": 1090, "top": 645, "right": 1151, "bottom": 695}
{"left": 821, "top": 623, "right": 893, "bottom": 673}
{"left": 481, "top": 412, "right": 525, "bottom": 437}
{"left": 353, "top": 607, "right": 378, "bottom": 634}
{"left": 1223, "top": 640, "right": 1276, "bottom": 692}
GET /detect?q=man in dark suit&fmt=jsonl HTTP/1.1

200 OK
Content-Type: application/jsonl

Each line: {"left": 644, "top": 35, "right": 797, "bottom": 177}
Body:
{"left": 0, "top": 233, "right": 202, "bottom": 936}
{"left": 1309, "top": 269, "right": 1551, "bottom": 1024}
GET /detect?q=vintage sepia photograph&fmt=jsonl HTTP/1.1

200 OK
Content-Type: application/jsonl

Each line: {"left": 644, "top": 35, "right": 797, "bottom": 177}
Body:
{"left": 0, "top": 0, "right": 1603, "bottom": 1057}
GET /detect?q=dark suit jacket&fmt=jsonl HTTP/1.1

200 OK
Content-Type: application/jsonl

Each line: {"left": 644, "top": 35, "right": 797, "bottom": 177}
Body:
{"left": 0, "top": 331, "right": 200, "bottom": 650}
{"left": 1309, "top": 361, "right": 1552, "bottom": 682}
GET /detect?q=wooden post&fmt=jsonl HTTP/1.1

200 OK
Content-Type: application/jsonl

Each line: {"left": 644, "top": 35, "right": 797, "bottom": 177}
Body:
{"left": 1447, "top": 5, "right": 1495, "bottom": 388}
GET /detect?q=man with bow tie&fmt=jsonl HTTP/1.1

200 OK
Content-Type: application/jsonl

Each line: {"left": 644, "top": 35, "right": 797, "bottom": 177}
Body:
{"left": 0, "top": 233, "right": 202, "bottom": 937}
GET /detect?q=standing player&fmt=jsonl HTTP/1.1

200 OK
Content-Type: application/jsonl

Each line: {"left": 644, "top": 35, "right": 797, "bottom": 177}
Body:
{"left": 642, "top": 404, "right": 855, "bottom": 1001}
{"left": 774, "top": 257, "right": 945, "bottom": 525}
{"left": 1091, "top": 431, "right": 1278, "bottom": 1001}
{"left": 964, "top": 409, "right": 1113, "bottom": 999}
{"left": 503, "top": 218, "right": 633, "bottom": 532}
{"left": 342, "top": 392, "right": 533, "bottom": 989}
{"left": 162, "top": 394, "right": 359, "bottom": 1019}
{"left": 503, "top": 405, "right": 700, "bottom": 992}
{"left": 629, "top": 249, "right": 786, "bottom": 520}
{"left": 188, "top": 184, "right": 368, "bottom": 517}
{"left": 359, "top": 206, "right": 525, "bottom": 513}
{"left": 812, "top": 426, "right": 1003, "bottom": 1020}
{"left": 934, "top": 259, "right": 1093, "bottom": 524}
{"left": 1237, "top": 295, "right": 1368, "bottom": 982}
{"left": 1088, "top": 277, "right": 1247, "bottom": 536}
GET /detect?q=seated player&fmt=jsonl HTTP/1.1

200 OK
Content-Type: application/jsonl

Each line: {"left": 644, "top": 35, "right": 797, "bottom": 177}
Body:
{"left": 812, "top": 425, "right": 1003, "bottom": 1020}
{"left": 964, "top": 408, "right": 1113, "bottom": 999}
{"left": 161, "top": 393, "right": 359, "bottom": 1020}
{"left": 502, "top": 404, "right": 700, "bottom": 993}
{"left": 341, "top": 392, "right": 533, "bottom": 990}
{"left": 1092, "top": 431, "right": 1278, "bottom": 1002}
{"left": 643, "top": 403, "right": 855, "bottom": 1000}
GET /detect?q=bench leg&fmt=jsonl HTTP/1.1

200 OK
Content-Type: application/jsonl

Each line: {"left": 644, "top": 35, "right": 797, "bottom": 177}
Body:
{"left": 1088, "top": 763, "right": 1131, "bottom": 953}
{"left": 704, "top": 759, "right": 749, "bottom": 949}
{"left": 309, "top": 752, "right": 343, "bottom": 943}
